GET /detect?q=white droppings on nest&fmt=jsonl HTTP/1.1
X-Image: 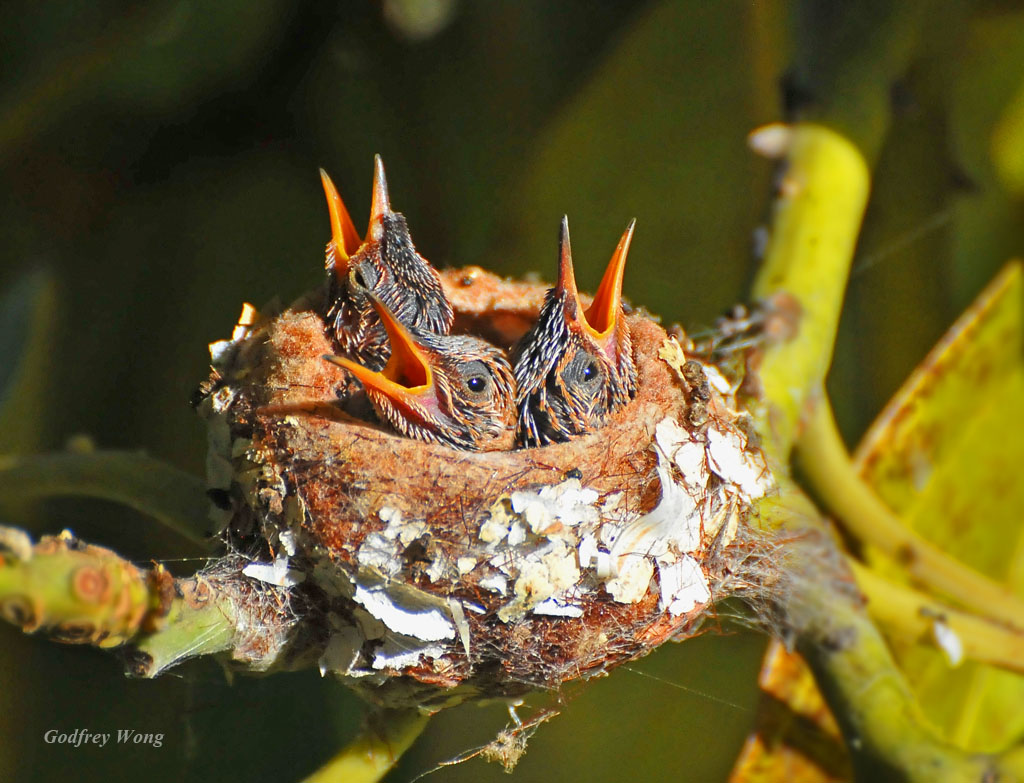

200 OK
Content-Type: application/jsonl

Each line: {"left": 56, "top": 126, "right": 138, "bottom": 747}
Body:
{"left": 507, "top": 520, "right": 528, "bottom": 547}
{"left": 355, "top": 506, "right": 429, "bottom": 576}
{"left": 479, "top": 517, "right": 510, "bottom": 544}
{"left": 380, "top": 506, "right": 431, "bottom": 547}
{"left": 319, "top": 627, "right": 364, "bottom": 677}
{"left": 706, "top": 428, "right": 773, "bottom": 499}
{"left": 466, "top": 417, "right": 766, "bottom": 622}
{"left": 372, "top": 635, "right": 447, "bottom": 671}
{"left": 658, "top": 556, "right": 711, "bottom": 616}
{"left": 655, "top": 418, "right": 709, "bottom": 489}
{"left": 610, "top": 462, "right": 700, "bottom": 563}
{"left": 352, "top": 575, "right": 456, "bottom": 642}
{"left": 278, "top": 528, "right": 297, "bottom": 558}
{"left": 598, "top": 491, "right": 631, "bottom": 526}
{"left": 479, "top": 499, "right": 517, "bottom": 545}
{"left": 532, "top": 596, "right": 584, "bottom": 618}
{"left": 605, "top": 556, "right": 654, "bottom": 603}
{"left": 317, "top": 610, "right": 448, "bottom": 679}
{"left": 242, "top": 555, "right": 305, "bottom": 587}
{"left": 479, "top": 573, "right": 508, "bottom": 595}
{"left": 498, "top": 540, "right": 581, "bottom": 622}
{"left": 510, "top": 479, "right": 600, "bottom": 535}
{"left": 594, "top": 401, "right": 773, "bottom": 612}
{"left": 357, "top": 532, "right": 403, "bottom": 576}
{"left": 426, "top": 551, "right": 454, "bottom": 583}
{"left": 703, "top": 364, "right": 734, "bottom": 397}
{"left": 576, "top": 534, "right": 599, "bottom": 571}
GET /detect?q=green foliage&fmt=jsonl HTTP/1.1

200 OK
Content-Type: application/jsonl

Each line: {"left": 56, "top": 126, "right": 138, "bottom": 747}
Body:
{"left": 858, "top": 265, "right": 1024, "bottom": 752}
{"left": 2, "top": 1, "right": 1024, "bottom": 782}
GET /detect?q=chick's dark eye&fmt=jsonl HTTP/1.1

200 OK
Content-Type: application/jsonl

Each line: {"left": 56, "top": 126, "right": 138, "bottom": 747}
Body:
{"left": 459, "top": 360, "right": 492, "bottom": 395}
{"left": 349, "top": 262, "right": 377, "bottom": 291}
{"left": 566, "top": 350, "right": 602, "bottom": 388}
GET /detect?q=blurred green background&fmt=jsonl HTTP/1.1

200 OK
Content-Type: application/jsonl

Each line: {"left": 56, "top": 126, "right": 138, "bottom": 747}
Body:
{"left": 1, "top": 1, "right": 1023, "bottom": 781}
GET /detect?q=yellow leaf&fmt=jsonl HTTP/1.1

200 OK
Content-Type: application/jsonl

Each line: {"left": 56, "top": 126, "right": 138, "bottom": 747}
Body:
{"left": 854, "top": 262, "right": 1024, "bottom": 751}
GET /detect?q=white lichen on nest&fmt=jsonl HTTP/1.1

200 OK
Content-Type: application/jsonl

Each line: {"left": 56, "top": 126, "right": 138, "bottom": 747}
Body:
{"left": 308, "top": 338, "right": 775, "bottom": 680}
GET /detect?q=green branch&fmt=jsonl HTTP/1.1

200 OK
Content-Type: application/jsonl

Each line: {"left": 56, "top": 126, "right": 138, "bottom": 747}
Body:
{"left": 748, "top": 123, "right": 869, "bottom": 460}
{"left": 301, "top": 709, "right": 430, "bottom": 783}
{"left": 0, "top": 527, "right": 281, "bottom": 677}
{"left": 0, "top": 450, "right": 213, "bottom": 547}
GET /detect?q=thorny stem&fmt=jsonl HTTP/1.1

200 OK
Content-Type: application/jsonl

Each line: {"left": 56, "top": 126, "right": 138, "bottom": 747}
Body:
{"left": 798, "top": 400, "right": 1024, "bottom": 632}
{"left": 129, "top": 576, "right": 238, "bottom": 677}
{"left": 850, "top": 560, "right": 1024, "bottom": 674}
{"left": 301, "top": 709, "right": 430, "bottom": 783}
{"left": 0, "top": 527, "right": 244, "bottom": 676}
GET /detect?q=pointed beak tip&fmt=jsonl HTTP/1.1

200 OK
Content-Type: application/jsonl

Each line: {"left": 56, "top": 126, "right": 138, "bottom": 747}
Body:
{"left": 368, "top": 154, "right": 392, "bottom": 232}
{"left": 620, "top": 220, "right": 637, "bottom": 253}
{"left": 319, "top": 169, "right": 337, "bottom": 198}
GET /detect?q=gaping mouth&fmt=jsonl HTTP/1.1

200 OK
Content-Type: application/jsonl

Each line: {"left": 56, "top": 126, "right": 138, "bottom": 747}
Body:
{"left": 323, "top": 290, "right": 434, "bottom": 400}
{"left": 556, "top": 216, "right": 635, "bottom": 349}
{"left": 320, "top": 154, "right": 393, "bottom": 269}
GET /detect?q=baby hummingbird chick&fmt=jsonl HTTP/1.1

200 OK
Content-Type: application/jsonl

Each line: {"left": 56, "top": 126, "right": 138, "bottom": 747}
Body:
{"left": 324, "top": 290, "right": 515, "bottom": 451}
{"left": 514, "top": 216, "right": 637, "bottom": 447}
{"left": 320, "top": 155, "right": 453, "bottom": 370}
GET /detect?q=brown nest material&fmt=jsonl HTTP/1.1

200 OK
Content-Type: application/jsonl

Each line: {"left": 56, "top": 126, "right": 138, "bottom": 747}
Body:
{"left": 197, "top": 268, "right": 776, "bottom": 708}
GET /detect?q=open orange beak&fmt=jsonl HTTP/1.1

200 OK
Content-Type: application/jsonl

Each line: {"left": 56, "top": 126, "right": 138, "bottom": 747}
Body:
{"left": 556, "top": 216, "right": 635, "bottom": 349}
{"left": 320, "top": 154, "right": 393, "bottom": 272}
{"left": 319, "top": 169, "right": 362, "bottom": 266}
{"left": 323, "top": 292, "right": 435, "bottom": 406}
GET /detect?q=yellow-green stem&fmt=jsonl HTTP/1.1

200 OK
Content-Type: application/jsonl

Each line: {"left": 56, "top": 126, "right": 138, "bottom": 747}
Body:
{"left": 851, "top": 560, "right": 1024, "bottom": 674}
{"left": 302, "top": 709, "right": 430, "bottom": 783}
{"left": 798, "top": 399, "right": 1024, "bottom": 631}
{"left": 748, "top": 123, "right": 870, "bottom": 460}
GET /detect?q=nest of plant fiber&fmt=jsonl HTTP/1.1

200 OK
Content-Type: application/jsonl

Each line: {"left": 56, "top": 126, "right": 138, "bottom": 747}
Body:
{"left": 196, "top": 267, "right": 778, "bottom": 709}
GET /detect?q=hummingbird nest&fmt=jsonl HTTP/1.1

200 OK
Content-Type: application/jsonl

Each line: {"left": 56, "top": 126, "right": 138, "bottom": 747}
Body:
{"left": 196, "top": 267, "right": 778, "bottom": 709}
